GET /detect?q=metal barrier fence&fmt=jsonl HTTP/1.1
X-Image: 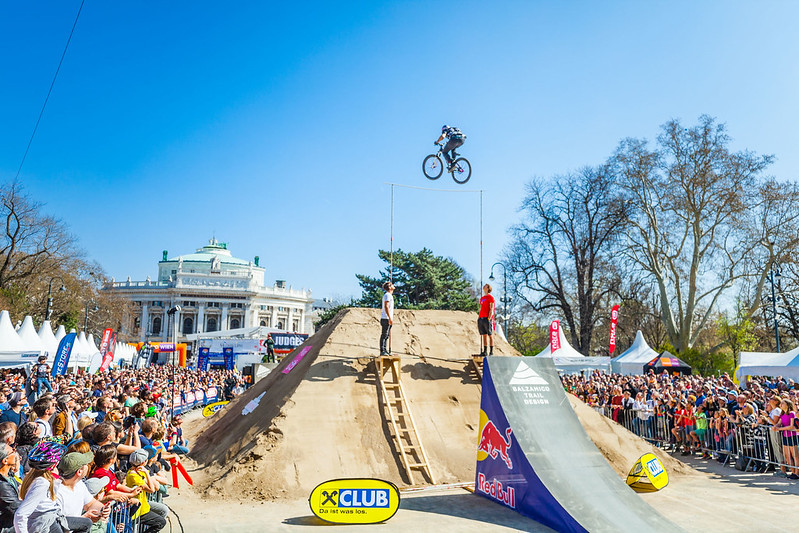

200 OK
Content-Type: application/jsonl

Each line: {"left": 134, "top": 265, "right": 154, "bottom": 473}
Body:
{"left": 106, "top": 501, "right": 141, "bottom": 533}
{"left": 593, "top": 405, "right": 799, "bottom": 476}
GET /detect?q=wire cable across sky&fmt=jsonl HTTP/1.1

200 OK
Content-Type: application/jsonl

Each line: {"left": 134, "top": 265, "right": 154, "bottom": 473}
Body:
{"left": 14, "top": 0, "right": 85, "bottom": 181}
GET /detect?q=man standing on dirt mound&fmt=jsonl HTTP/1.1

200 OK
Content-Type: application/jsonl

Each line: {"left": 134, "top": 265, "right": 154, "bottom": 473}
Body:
{"left": 379, "top": 282, "right": 395, "bottom": 356}
{"left": 478, "top": 284, "right": 495, "bottom": 356}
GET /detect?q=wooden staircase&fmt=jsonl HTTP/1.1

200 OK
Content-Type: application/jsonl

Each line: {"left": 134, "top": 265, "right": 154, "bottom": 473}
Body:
{"left": 374, "top": 356, "right": 435, "bottom": 485}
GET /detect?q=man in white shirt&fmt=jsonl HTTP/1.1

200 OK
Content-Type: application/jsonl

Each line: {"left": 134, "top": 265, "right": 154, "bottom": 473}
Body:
{"left": 379, "top": 282, "right": 395, "bottom": 356}
{"left": 56, "top": 452, "right": 109, "bottom": 533}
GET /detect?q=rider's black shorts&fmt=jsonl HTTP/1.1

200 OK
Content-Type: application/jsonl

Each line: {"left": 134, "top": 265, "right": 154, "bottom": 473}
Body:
{"left": 478, "top": 317, "right": 492, "bottom": 335}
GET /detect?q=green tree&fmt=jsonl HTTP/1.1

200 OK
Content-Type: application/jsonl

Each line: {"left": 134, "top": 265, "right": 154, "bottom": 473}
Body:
{"left": 356, "top": 248, "right": 478, "bottom": 312}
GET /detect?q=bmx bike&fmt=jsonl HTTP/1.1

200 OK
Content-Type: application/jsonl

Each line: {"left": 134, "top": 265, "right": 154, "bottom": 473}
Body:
{"left": 422, "top": 144, "right": 472, "bottom": 184}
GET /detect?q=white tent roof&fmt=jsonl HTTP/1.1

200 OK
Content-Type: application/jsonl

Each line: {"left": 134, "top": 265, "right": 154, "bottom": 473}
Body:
{"left": 0, "top": 311, "right": 25, "bottom": 352}
{"left": 610, "top": 330, "right": 658, "bottom": 375}
{"left": 736, "top": 347, "right": 799, "bottom": 381}
{"left": 17, "top": 316, "right": 43, "bottom": 354}
{"left": 536, "top": 322, "right": 610, "bottom": 373}
{"left": 87, "top": 333, "right": 100, "bottom": 353}
{"left": 54, "top": 325, "right": 66, "bottom": 342}
{"left": 38, "top": 320, "right": 58, "bottom": 358}
{"left": 537, "top": 326, "right": 588, "bottom": 358}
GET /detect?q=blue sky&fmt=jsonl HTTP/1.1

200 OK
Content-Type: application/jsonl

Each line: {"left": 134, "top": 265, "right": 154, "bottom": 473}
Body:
{"left": 2, "top": 1, "right": 798, "bottom": 300}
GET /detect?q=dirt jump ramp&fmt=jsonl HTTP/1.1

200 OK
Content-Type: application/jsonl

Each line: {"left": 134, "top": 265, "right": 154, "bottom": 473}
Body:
{"left": 190, "top": 307, "right": 519, "bottom": 500}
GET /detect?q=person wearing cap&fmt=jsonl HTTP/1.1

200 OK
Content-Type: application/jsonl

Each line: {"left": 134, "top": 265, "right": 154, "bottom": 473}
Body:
{"left": 30, "top": 355, "right": 53, "bottom": 401}
{"left": 15, "top": 440, "right": 67, "bottom": 533}
{"left": 56, "top": 451, "right": 110, "bottom": 533}
{"left": 0, "top": 392, "right": 27, "bottom": 427}
{"left": 83, "top": 477, "right": 110, "bottom": 533}
{"left": 0, "top": 442, "right": 20, "bottom": 532}
{"left": 126, "top": 448, "right": 167, "bottom": 533}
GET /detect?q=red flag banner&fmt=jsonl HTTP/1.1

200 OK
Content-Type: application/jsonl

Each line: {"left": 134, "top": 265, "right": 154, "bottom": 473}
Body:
{"left": 99, "top": 328, "right": 113, "bottom": 355}
{"left": 550, "top": 320, "right": 561, "bottom": 353}
{"left": 99, "top": 332, "right": 116, "bottom": 372}
{"left": 609, "top": 304, "right": 620, "bottom": 354}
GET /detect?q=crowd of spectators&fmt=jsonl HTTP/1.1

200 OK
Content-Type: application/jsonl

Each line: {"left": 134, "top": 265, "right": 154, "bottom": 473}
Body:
{"left": 0, "top": 355, "right": 246, "bottom": 533}
{"left": 561, "top": 370, "right": 799, "bottom": 479}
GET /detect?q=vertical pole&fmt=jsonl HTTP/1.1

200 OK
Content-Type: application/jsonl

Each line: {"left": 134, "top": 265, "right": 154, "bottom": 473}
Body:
{"left": 390, "top": 184, "right": 394, "bottom": 284}
{"left": 480, "top": 190, "right": 483, "bottom": 289}
{"left": 771, "top": 268, "right": 780, "bottom": 352}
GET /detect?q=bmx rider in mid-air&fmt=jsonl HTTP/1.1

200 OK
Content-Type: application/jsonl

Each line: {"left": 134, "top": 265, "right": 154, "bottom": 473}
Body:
{"left": 435, "top": 125, "right": 466, "bottom": 171}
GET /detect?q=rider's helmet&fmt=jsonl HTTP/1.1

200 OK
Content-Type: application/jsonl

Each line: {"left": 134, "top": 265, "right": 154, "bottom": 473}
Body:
{"left": 441, "top": 125, "right": 450, "bottom": 134}
{"left": 27, "top": 439, "right": 67, "bottom": 470}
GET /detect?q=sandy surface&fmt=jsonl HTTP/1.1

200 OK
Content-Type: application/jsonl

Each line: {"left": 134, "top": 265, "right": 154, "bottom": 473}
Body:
{"left": 171, "top": 308, "right": 799, "bottom": 532}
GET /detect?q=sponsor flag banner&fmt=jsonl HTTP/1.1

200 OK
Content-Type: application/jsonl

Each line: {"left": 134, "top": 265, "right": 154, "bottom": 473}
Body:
{"left": 52, "top": 333, "right": 77, "bottom": 376}
{"left": 609, "top": 304, "right": 619, "bottom": 354}
{"left": 197, "top": 347, "right": 210, "bottom": 371}
{"left": 223, "top": 347, "right": 235, "bottom": 371}
{"left": 549, "top": 320, "right": 561, "bottom": 353}
{"left": 99, "top": 328, "right": 113, "bottom": 355}
{"left": 626, "top": 453, "right": 669, "bottom": 493}
{"left": 99, "top": 332, "right": 116, "bottom": 372}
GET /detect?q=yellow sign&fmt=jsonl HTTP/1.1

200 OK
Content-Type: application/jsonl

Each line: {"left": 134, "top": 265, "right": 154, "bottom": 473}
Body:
{"left": 309, "top": 478, "right": 400, "bottom": 524}
{"left": 626, "top": 453, "right": 669, "bottom": 493}
{"left": 201, "top": 401, "right": 229, "bottom": 418}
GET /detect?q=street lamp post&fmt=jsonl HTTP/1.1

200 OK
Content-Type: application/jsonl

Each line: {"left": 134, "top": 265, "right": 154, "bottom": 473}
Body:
{"left": 489, "top": 262, "right": 511, "bottom": 338}
{"left": 768, "top": 264, "right": 781, "bottom": 352}
{"left": 167, "top": 305, "right": 181, "bottom": 424}
{"left": 84, "top": 300, "right": 98, "bottom": 333}
{"left": 45, "top": 277, "right": 66, "bottom": 320}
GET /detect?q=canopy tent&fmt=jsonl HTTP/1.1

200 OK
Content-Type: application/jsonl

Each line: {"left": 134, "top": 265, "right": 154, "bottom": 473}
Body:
{"left": 38, "top": 320, "right": 58, "bottom": 359}
{"left": 17, "top": 316, "right": 44, "bottom": 357}
{"left": 0, "top": 310, "right": 35, "bottom": 365}
{"left": 736, "top": 346, "right": 799, "bottom": 382}
{"left": 537, "top": 325, "right": 610, "bottom": 374}
{"left": 54, "top": 325, "right": 66, "bottom": 343}
{"left": 610, "top": 330, "right": 658, "bottom": 375}
{"left": 644, "top": 351, "right": 692, "bottom": 375}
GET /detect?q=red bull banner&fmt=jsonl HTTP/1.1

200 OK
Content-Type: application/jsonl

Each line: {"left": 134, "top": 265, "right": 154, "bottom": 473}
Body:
{"left": 99, "top": 332, "right": 116, "bottom": 372}
{"left": 549, "top": 320, "right": 561, "bottom": 353}
{"left": 609, "top": 305, "right": 619, "bottom": 354}
{"left": 99, "top": 329, "right": 113, "bottom": 355}
{"left": 475, "top": 358, "right": 585, "bottom": 531}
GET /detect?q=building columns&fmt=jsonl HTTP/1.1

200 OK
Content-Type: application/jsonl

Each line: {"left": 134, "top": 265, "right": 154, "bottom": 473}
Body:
{"left": 221, "top": 305, "right": 229, "bottom": 331}
{"left": 197, "top": 304, "right": 205, "bottom": 334}
{"left": 141, "top": 304, "right": 149, "bottom": 342}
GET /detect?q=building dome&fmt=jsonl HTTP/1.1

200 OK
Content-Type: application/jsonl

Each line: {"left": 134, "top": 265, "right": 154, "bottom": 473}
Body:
{"left": 165, "top": 238, "right": 252, "bottom": 266}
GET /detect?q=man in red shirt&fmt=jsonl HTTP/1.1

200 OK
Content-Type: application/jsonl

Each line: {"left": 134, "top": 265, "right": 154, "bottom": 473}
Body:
{"left": 478, "top": 284, "right": 495, "bottom": 356}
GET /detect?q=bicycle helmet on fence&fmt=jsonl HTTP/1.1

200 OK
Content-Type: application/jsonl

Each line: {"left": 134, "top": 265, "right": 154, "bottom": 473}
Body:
{"left": 27, "top": 439, "right": 67, "bottom": 470}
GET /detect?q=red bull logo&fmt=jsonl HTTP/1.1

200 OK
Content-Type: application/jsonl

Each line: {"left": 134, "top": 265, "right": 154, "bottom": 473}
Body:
{"left": 477, "top": 473, "right": 516, "bottom": 508}
{"left": 476, "top": 410, "right": 513, "bottom": 469}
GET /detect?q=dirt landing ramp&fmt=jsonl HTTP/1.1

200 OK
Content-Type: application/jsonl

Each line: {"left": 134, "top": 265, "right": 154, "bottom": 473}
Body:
{"left": 190, "top": 308, "right": 517, "bottom": 500}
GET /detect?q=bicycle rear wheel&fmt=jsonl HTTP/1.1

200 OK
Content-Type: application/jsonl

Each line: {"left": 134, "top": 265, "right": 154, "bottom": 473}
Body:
{"left": 451, "top": 158, "right": 472, "bottom": 184}
{"left": 423, "top": 155, "right": 443, "bottom": 180}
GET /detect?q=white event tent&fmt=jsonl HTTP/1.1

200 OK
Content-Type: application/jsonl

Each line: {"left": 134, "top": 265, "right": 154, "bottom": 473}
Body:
{"left": 610, "top": 330, "right": 659, "bottom": 375}
{"left": 38, "top": 320, "right": 58, "bottom": 359}
{"left": 537, "top": 325, "right": 610, "bottom": 374}
{"left": 736, "top": 346, "right": 799, "bottom": 382}
{"left": 17, "top": 316, "right": 44, "bottom": 358}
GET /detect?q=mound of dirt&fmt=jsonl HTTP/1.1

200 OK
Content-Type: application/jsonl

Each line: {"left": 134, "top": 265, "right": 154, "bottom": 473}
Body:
{"left": 189, "top": 308, "right": 518, "bottom": 501}
{"left": 567, "top": 395, "right": 696, "bottom": 480}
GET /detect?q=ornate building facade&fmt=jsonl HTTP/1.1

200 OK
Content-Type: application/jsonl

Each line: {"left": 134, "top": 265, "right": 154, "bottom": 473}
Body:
{"left": 107, "top": 239, "right": 314, "bottom": 342}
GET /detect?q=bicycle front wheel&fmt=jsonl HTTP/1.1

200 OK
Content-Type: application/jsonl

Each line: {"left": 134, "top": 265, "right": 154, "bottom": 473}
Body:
{"left": 451, "top": 158, "right": 472, "bottom": 184}
{"left": 423, "top": 155, "right": 443, "bottom": 180}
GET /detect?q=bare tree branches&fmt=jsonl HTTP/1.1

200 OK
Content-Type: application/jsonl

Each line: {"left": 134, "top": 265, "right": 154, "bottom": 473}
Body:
{"left": 505, "top": 166, "right": 629, "bottom": 353}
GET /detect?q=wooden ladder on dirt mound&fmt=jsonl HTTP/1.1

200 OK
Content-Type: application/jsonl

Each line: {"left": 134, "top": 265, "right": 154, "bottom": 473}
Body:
{"left": 471, "top": 354, "right": 484, "bottom": 380}
{"left": 375, "top": 356, "right": 436, "bottom": 485}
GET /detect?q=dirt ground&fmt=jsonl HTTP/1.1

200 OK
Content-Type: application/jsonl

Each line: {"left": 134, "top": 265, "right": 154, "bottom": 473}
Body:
{"left": 171, "top": 308, "right": 799, "bottom": 531}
